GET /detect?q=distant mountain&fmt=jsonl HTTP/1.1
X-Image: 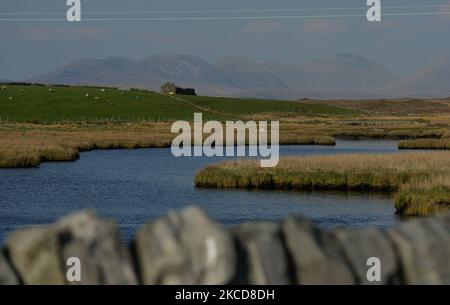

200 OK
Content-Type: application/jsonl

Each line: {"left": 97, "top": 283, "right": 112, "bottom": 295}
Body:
{"left": 31, "top": 55, "right": 240, "bottom": 96}
{"left": 28, "top": 52, "right": 450, "bottom": 99}
{"left": 384, "top": 56, "right": 450, "bottom": 98}
{"left": 215, "top": 53, "right": 396, "bottom": 98}
{"left": 32, "top": 56, "right": 140, "bottom": 87}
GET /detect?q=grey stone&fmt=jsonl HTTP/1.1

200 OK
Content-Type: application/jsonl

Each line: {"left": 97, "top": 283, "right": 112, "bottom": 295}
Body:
{"left": 134, "top": 206, "right": 236, "bottom": 285}
{"left": 3, "top": 206, "right": 450, "bottom": 285}
{"left": 6, "top": 226, "right": 65, "bottom": 285}
{"left": 388, "top": 217, "right": 450, "bottom": 284}
{"left": 56, "top": 211, "right": 138, "bottom": 285}
{"left": 283, "top": 217, "right": 355, "bottom": 284}
{"left": 0, "top": 249, "right": 20, "bottom": 285}
{"left": 6, "top": 211, "right": 138, "bottom": 285}
{"left": 330, "top": 228, "right": 399, "bottom": 284}
{"left": 232, "top": 223, "right": 290, "bottom": 285}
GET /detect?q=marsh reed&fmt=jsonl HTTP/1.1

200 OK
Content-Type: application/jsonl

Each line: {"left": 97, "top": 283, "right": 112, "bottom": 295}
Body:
{"left": 195, "top": 152, "right": 450, "bottom": 216}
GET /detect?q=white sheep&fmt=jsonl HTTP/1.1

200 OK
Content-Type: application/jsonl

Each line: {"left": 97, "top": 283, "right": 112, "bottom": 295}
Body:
{"left": 8, "top": 96, "right": 13, "bottom": 100}
{"left": 85, "top": 93, "right": 89, "bottom": 97}
{"left": 100, "top": 89, "right": 106, "bottom": 92}
{"left": 1, "top": 86, "right": 6, "bottom": 90}
{"left": 48, "top": 88, "right": 53, "bottom": 93}
{"left": 94, "top": 96, "right": 100, "bottom": 100}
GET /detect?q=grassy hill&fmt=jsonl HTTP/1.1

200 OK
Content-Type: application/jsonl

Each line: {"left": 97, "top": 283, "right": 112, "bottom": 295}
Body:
{"left": 0, "top": 84, "right": 355, "bottom": 123}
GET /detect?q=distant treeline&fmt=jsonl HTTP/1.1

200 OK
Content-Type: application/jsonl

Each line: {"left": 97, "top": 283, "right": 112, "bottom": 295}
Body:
{"left": 0, "top": 82, "right": 126, "bottom": 90}
{"left": 0, "top": 82, "right": 159, "bottom": 93}
{"left": 1, "top": 82, "right": 50, "bottom": 87}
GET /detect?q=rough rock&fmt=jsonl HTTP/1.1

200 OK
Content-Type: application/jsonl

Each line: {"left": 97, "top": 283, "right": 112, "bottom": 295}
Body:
{"left": 282, "top": 217, "right": 355, "bottom": 284}
{"left": 330, "top": 228, "right": 399, "bottom": 284}
{"left": 2, "top": 207, "right": 450, "bottom": 285}
{"left": 56, "top": 211, "right": 138, "bottom": 285}
{"left": 0, "top": 249, "right": 20, "bottom": 285}
{"left": 6, "top": 226, "right": 65, "bottom": 285}
{"left": 134, "top": 206, "right": 236, "bottom": 285}
{"left": 232, "top": 223, "right": 290, "bottom": 284}
{"left": 388, "top": 217, "right": 450, "bottom": 284}
{"left": 6, "top": 211, "right": 137, "bottom": 285}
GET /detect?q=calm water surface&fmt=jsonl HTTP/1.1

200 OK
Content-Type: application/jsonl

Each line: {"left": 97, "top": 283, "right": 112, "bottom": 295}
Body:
{"left": 0, "top": 140, "right": 402, "bottom": 243}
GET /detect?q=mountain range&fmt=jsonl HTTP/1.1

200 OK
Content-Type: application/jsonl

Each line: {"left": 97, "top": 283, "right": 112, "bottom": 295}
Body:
{"left": 29, "top": 53, "right": 450, "bottom": 99}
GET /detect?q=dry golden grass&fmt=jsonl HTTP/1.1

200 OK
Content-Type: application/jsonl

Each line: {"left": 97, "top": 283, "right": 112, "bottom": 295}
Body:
{"left": 1, "top": 107, "right": 449, "bottom": 169}
{"left": 2, "top": 111, "right": 450, "bottom": 168}
{"left": 399, "top": 139, "right": 450, "bottom": 150}
{"left": 0, "top": 123, "right": 175, "bottom": 168}
{"left": 0, "top": 122, "right": 338, "bottom": 168}
{"left": 195, "top": 152, "right": 450, "bottom": 216}
{"left": 202, "top": 152, "right": 450, "bottom": 173}
{"left": 323, "top": 98, "right": 450, "bottom": 116}
{"left": 395, "top": 176, "right": 450, "bottom": 216}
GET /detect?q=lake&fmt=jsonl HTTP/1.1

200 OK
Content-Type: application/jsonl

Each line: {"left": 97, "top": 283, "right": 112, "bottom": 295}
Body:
{"left": 0, "top": 139, "right": 402, "bottom": 243}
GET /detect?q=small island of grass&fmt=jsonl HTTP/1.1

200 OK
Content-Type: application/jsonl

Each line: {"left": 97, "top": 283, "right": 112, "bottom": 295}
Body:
{"left": 195, "top": 152, "right": 450, "bottom": 216}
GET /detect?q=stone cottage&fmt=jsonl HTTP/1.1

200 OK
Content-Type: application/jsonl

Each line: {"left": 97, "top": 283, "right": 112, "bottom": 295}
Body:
{"left": 161, "top": 82, "right": 196, "bottom": 96}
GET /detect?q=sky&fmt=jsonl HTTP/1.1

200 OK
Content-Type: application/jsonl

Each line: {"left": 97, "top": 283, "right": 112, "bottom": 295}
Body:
{"left": 1, "top": 0, "right": 450, "bottom": 80}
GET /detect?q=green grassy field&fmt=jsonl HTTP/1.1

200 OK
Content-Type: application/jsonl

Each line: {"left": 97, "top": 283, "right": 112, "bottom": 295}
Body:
{"left": 0, "top": 85, "right": 204, "bottom": 122}
{"left": 0, "top": 84, "right": 355, "bottom": 123}
{"left": 182, "top": 95, "right": 357, "bottom": 117}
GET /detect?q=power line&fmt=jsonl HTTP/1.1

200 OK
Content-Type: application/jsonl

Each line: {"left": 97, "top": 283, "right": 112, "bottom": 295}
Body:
{"left": 1, "top": 11, "right": 450, "bottom": 22}
{"left": 0, "top": 4, "right": 450, "bottom": 15}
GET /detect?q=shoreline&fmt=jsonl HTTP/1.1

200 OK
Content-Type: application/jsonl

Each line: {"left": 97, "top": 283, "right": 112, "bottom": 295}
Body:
{"left": 2, "top": 121, "right": 450, "bottom": 169}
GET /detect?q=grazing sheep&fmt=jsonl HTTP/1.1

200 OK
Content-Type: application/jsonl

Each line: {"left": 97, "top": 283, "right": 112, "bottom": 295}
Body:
{"left": 48, "top": 88, "right": 53, "bottom": 93}
{"left": 100, "top": 89, "right": 106, "bottom": 92}
{"left": 85, "top": 93, "right": 89, "bottom": 97}
{"left": 94, "top": 97, "right": 100, "bottom": 100}
{"left": 121, "top": 92, "right": 125, "bottom": 95}
{"left": 1, "top": 86, "right": 6, "bottom": 91}
{"left": 8, "top": 96, "right": 13, "bottom": 100}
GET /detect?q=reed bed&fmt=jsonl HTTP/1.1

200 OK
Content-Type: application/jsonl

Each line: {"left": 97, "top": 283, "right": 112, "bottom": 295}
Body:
{"left": 0, "top": 123, "right": 336, "bottom": 168}
{"left": 0, "top": 123, "right": 175, "bottom": 168}
{"left": 395, "top": 176, "right": 450, "bottom": 216}
{"left": 195, "top": 152, "right": 450, "bottom": 216}
{"left": 279, "top": 135, "right": 335, "bottom": 145}
{"left": 399, "top": 139, "right": 450, "bottom": 150}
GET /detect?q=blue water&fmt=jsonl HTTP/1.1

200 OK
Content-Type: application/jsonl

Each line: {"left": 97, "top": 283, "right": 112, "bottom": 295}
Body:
{"left": 0, "top": 139, "right": 401, "bottom": 243}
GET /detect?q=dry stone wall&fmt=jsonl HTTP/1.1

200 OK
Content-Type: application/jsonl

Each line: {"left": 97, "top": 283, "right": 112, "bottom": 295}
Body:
{"left": 0, "top": 206, "right": 449, "bottom": 285}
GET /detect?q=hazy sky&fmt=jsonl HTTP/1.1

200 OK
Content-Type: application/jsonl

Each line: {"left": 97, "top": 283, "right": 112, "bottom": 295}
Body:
{"left": 1, "top": 0, "right": 450, "bottom": 79}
